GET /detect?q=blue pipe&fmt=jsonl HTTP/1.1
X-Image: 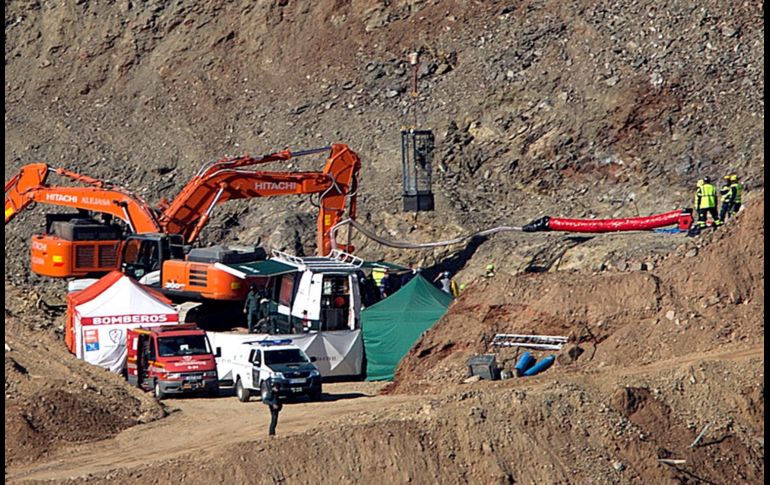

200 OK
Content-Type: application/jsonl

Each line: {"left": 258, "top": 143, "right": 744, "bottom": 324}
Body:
{"left": 522, "top": 355, "right": 555, "bottom": 377}
{"left": 514, "top": 351, "right": 536, "bottom": 376}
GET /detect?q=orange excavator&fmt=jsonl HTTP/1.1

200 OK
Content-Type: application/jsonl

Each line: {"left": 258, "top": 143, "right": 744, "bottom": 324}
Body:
{"left": 5, "top": 164, "right": 163, "bottom": 277}
{"left": 5, "top": 144, "right": 361, "bottom": 301}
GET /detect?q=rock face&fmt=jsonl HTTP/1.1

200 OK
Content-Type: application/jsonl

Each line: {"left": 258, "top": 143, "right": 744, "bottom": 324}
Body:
{"left": 3, "top": 0, "right": 764, "bottom": 287}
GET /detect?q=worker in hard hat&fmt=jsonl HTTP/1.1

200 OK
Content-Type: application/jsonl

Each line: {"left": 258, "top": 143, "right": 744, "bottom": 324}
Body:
{"left": 728, "top": 174, "right": 743, "bottom": 216}
{"left": 434, "top": 270, "right": 458, "bottom": 297}
{"left": 694, "top": 176, "right": 721, "bottom": 229}
{"left": 371, "top": 267, "right": 390, "bottom": 299}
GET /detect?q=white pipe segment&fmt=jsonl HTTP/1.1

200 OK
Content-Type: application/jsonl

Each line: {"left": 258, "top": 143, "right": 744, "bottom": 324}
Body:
{"left": 329, "top": 218, "right": 523, "bottom": 251}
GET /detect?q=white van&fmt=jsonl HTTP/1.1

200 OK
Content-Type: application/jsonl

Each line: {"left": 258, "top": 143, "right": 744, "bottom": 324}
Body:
{"left": 212, "top": 337, "right": 322, "bottom": 402}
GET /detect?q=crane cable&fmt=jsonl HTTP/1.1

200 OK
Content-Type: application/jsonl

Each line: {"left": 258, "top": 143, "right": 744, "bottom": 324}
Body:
{"left": 329, "top": 218, "right": 523, "bottom": 251}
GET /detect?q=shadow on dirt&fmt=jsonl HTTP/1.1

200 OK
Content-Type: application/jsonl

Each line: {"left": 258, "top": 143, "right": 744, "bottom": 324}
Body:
{"left": 317, "top": 392, "right": 369, "bottom": 402}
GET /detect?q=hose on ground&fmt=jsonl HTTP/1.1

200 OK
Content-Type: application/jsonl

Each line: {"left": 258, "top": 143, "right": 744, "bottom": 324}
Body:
{"left": 329, "top": 218, "right": 523, "bottom": 251}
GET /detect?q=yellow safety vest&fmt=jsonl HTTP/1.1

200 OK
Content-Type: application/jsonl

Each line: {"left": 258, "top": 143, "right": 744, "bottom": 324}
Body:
{"left": 730, "top": 182, "right": 743, "bottom": 204}
{"left": 696, "top": 184, "right": 717, "bottom": 209}
{"left": 371, "top": 268, "right": 386, "bottom": 286}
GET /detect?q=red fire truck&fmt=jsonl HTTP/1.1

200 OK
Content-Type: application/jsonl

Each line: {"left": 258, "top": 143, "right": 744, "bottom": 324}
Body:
{"left": 126, "top": 324, "right": 219, "bottom": 399}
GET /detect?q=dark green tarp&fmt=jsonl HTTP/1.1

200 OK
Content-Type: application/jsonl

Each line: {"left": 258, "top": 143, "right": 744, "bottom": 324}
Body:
{"left": 361, "top": 260, "right": 409, "bottom": 272}
{"left": 219, "top": 259, "right": 298, "bottom": 278}
{"left": 362, "top": 275, "right": 453, "bottom": 381}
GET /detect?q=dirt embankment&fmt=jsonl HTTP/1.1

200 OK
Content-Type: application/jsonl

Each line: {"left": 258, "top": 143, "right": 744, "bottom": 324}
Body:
{"left": 4, "top": 290, "right": 165, "bottom": 468}
{"left": 2, "top": 0, "right": 765, "bottom": 482}
{"left": 390, "top": 195, "right": 764, "bottom": 395}
{"left": 6, "top": 198, "right": 763, "bottom": 485}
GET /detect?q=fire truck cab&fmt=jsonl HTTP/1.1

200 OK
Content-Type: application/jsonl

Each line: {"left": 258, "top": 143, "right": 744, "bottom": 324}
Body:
{"left": 126, "top": 324, "right": 219, "bottom": 399}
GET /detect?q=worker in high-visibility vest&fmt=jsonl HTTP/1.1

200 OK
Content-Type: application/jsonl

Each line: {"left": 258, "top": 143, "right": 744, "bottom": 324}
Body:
{"left": 371, "top": 267, "right": 389, "bottom": 299}
{"left": 694, "top": 176, "right": 722, "bottom": 228}
{"left": 729, "top": 174, "right": 743, "bottom": 216}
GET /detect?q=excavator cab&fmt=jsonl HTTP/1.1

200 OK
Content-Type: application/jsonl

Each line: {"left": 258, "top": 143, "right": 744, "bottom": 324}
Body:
{"left": 121, "top": 233, "right": 185, "bottom": 283}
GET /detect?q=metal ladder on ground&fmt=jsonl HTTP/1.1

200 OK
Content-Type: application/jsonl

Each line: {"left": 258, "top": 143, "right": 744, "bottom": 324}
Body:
{"left": 490, "top": 334, "right": 569, "bottom": 351}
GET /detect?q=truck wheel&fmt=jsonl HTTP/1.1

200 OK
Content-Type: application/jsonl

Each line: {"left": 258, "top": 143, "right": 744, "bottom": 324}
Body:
{"left": 206, "top": 384, "right": 220, "bottom": 398}
{"left": 236, "top": 377, "right": 250, "bottom": 402}
{"left": 154, "top": 380, "right": 166, "bottom": 401}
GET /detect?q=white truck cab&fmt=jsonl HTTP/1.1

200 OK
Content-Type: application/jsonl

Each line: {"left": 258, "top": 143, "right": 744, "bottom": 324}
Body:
{"left": 212, "top": 337, "right": 322, "bottom": 402}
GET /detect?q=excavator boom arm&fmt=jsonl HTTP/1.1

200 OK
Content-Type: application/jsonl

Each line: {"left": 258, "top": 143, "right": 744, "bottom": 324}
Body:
{"left": 160, "top": 144, "right": 361, "bottom": 254}
{"left": 5, "top": 163, "right": 162, "bottom": 232}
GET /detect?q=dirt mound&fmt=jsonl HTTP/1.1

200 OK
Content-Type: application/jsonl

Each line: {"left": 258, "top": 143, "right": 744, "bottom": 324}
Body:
{"left": 390, "top": 195, "right": 764, "bottom": 394}
{"left": 2, "top": 0, "right": 765, "bottom": 482}
{"left": 3, "top": 302, "right": 165, "bottom": 467}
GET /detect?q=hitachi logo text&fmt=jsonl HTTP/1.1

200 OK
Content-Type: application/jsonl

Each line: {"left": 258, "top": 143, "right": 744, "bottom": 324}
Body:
{"left": 46, "top": 194, "right": 78, "bottom": 203}
{"left": 254, "top": 182, "right": 298, "bottom": 191}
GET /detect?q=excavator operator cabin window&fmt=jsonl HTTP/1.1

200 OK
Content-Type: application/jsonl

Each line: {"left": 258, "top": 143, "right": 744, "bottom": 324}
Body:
{"left": 123, "top": 239, "right": 141, "bottom": 265}
{"left": 164, "top": 235, "right": 185, "bottom": 261}
{"left": 143, "top": 242, "right": 160, "bottom": 271}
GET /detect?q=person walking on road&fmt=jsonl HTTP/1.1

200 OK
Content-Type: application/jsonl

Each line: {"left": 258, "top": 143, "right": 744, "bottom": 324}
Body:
{"left": 694, "top": 177, "right": 722, "bottom": 229}
{"left": 262, "top": 379, "right": 283, "bottom": 436}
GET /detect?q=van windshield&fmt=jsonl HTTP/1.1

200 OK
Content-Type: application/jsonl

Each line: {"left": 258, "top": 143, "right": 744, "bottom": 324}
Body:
{"left": 264, "top": 348, "right": 309, "bottom": 365}
{"left": 158, "top": 335, "right": 211, "bottom": 357}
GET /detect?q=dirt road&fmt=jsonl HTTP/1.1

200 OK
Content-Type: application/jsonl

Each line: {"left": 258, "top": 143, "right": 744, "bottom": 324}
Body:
{"left": 7, "top": 382, "right": 418, "bottom": 483}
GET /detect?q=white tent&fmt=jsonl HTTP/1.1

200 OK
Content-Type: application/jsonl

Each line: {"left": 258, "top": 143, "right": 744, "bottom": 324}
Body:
{"left": 66, "top": 271, "right": 180, "bottom": 372}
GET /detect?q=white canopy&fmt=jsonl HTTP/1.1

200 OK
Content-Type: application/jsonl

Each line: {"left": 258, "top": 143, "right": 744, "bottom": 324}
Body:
{"left": 68, "top": 272, "right": 179, "bottom": 372}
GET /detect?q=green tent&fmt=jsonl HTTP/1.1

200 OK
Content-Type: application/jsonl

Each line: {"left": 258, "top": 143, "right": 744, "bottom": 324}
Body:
{"left": 362, "top": 275, "right": 453, "bottom": 381}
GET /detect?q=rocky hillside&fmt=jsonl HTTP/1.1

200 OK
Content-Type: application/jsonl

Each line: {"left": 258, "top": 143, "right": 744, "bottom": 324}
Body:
{"left": 4, "top": 0, "right": 764, "bottom": 286}
{"left": 4, "top": 2, "right": 764, "bottom": 483}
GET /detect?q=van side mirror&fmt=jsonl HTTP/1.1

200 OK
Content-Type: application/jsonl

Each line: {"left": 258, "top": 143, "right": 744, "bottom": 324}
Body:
{"left": 215, "top": 347, "right": 221, "bottom": 358}
{"left": 310, "top": 356, "right": 317, "bottom": 363}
